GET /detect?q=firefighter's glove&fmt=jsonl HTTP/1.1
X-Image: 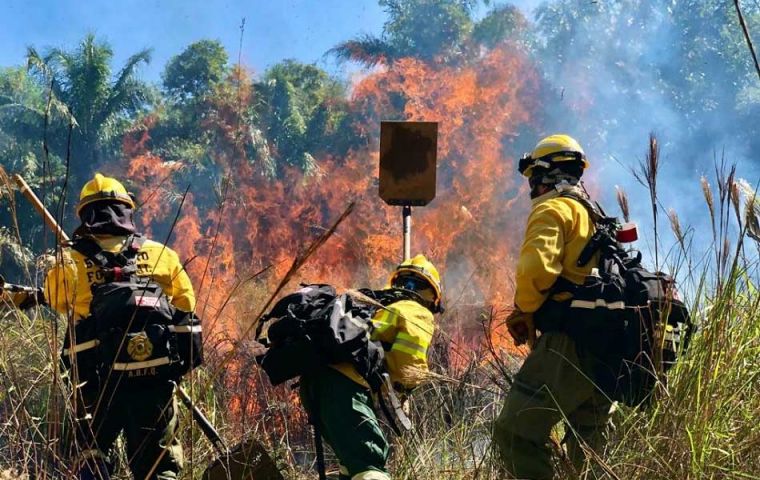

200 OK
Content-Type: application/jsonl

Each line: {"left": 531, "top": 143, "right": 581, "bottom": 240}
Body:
{"left": 506, "top": 309, "right": 536, "bottom": 348}
{"left": 18, "top": 289, "right": 45, "bottom": 310}
{"left": 1, "top": 289, "right": 44, "bottom": 310}
{"left": 1, "top": 276, "right": 45, "bottom": 310}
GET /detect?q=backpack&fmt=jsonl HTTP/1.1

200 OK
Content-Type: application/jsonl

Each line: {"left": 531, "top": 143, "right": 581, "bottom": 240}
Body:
{"left": 62, "top": 234, "right": 202, "bottom": 387}
{"left": 534, "top": 191, "right": 694, "bottom": 406}
{"left": 255, "top": 285, "right": 421, "bottom": 391}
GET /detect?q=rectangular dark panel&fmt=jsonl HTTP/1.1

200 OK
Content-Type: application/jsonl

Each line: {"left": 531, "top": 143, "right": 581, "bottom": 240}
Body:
{"left": 379, "top": 121, "right": 438, "bottom": 206}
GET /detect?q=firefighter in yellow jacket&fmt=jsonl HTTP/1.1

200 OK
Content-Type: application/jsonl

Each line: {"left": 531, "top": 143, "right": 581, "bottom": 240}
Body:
{"left": 45, "top": 173, "right": 200, "bottom": 480}
{"left": 492, "top": 135, "right": 613, "bottom": 479}
{"left": 300, "top": 254, "right": 442, "bottom": 480}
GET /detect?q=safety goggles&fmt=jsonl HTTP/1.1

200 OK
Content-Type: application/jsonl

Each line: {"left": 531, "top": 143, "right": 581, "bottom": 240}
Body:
{"left": 392, "top": 274, "right": 432, "bottom": 293}
{"left": 518, "top": 151, "right": 585, "bottom": 176}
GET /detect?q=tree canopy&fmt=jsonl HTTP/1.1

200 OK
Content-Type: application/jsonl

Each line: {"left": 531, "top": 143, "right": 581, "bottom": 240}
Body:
{"left": 163, "top": 39, "right": 228, "bottom": 102}
{"left": 24, "top": 34, "right": 153, "bottom": 186}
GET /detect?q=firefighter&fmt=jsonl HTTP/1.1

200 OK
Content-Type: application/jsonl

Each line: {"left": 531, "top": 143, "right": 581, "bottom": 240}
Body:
{"left": 492, "top": 135, "right": 613, "bottom": 479}
{"left": 299, "top": 254, "right": 442, "bottom": 480}
{"left": 45, "top": 173, "right": 200, "bottom": 480}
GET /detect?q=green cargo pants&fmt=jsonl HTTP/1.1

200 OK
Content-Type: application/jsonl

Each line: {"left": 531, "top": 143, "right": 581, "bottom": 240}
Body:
{"left": 300, "top": 366, "right": 390, "bottom": 480}
{"left": 75, "top": 381, "right": 183, "bottom": 480}
{"left": 493, "top": 332, "right": 612, "bottom": 480}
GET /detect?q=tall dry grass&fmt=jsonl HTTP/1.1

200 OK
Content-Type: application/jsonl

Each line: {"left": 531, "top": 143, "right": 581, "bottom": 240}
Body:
{"left": 1, "top": 161, "right": 759, "bottom": 479}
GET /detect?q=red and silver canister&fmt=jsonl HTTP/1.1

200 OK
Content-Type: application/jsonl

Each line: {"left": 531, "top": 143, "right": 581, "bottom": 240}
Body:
{"left": 616, "top": 222, "right": 638, "bottom": 243}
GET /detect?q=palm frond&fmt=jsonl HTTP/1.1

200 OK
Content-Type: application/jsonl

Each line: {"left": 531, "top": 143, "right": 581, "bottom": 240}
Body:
{"left": 112, "top": 48, "right": 152, "bottom": 94}
{"left": 42, "top": 47, "right": 75, "bottom": 88}
{"left": 20, "top": 49, "right": 76, "bottom": 126}
{"left": 48, "top": 95, "right": 77, "bottom": 127}
{"left": 329, "top": 35, "right": 395, "bottom": 67}
{"left": 25, "top": 47, "right": 52, "bottom": 80}
{"left": 98, "top": 49, "right": 153, "bottom": 126}
{"left": 0, "top": 102, "right": 45, "bottom": 119}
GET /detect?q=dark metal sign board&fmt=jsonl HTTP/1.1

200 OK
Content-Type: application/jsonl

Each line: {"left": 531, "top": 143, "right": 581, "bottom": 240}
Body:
{"left": 379, "top": 121, "right": 438, "bottom": 206}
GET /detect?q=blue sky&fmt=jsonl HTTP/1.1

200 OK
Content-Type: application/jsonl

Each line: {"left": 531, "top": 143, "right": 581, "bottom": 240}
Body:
{"left": 0, "top": 0, "right": 541, "bottom": 82}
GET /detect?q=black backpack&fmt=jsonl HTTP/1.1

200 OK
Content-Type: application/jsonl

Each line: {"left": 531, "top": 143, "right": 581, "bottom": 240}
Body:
{"left": 535, "top": 191, "right": 694, "bottom": 406}
{"left": 63, "top": 234, "right": 202, "bottom": 387}
{"left": 255, "top": 285, "right": 421, "bottom": 391}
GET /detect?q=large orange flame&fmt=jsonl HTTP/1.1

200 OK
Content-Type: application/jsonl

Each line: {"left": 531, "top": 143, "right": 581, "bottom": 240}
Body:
{"left": 121, "top": 43, "right": 543, "bottom": 425}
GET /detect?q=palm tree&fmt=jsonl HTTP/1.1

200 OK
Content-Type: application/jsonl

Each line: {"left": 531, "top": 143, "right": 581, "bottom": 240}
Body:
{"left": 256, "top": 60, "right": 349, "bottom": 174}
{"left": 330, "top": 0, "right": 479, "bottom": 66}
{"left": 330, "top": 0, "right": 526, "bottom": 67}
{"left": 26, "top": 34, "right": 153, "bottom": 183}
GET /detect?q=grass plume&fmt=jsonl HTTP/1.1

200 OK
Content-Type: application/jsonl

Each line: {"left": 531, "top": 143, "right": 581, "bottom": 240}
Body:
{"left": 737, "top": 178, "right": 760, "bottom": 243}
{"left": 668, "top": 208, "right": 685, "bottom": 252}
{"left": 616, "top": 186, "right": 630, "bottom": 223}
{"left": 633, "top": 133, "right": 661, "bottom": 269}
{"left": 701, "top": 176, "right": 717, "bottom": 243}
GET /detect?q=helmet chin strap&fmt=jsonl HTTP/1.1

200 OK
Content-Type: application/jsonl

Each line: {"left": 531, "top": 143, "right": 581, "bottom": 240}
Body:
{"left": 529, "top": 184, "right": 549, "bottom": 199}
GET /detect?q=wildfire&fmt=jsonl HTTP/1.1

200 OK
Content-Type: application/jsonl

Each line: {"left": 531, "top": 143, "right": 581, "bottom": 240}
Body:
{"left": 120, "top": 43, "right": 542, "bottom": 422}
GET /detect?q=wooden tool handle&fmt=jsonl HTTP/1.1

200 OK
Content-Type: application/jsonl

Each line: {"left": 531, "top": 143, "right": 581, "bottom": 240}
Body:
{"left": 13, "top": 174, "right": 70, "bottom": 242}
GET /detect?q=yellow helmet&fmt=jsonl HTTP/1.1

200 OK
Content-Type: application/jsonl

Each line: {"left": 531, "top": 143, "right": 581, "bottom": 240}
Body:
{"left": 518, "top": 134, "right": 589, "bottom": 178}
{"left": 389, "top": 254, "right": 443, "bottom": 310}
{"left": 77, "top": 173, "right": 135, "bottom": 215}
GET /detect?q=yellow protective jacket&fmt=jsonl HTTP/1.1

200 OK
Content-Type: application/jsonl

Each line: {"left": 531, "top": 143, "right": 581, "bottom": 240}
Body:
{"left": 332, "top": 299, "right": 435, "bottom": 391}
{"left": 515, "top": 187, "right": 598, "bottom": 313}
{"left": 44, "top": 235, "right": 196, "bottom": 322}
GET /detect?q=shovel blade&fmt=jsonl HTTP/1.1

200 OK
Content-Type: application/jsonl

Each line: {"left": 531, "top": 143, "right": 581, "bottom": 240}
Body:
{"left": 202, "top": 438, "right": 284, "bottom": 480}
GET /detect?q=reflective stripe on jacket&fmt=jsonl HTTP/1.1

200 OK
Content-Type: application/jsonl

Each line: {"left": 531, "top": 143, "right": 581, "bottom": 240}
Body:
{"left": 332, "top": 299, "right": 434, "bottom": 390}
{"left": 515, "top": 187, "right": 599, "bottom": 313}
{"left": 44, "top": 235, "right": 196, "bottom": 322}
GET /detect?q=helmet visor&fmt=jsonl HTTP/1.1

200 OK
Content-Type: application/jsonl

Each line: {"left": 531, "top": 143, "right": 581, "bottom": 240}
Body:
{"left": 393, "top": 273, "right": 438, "bottom": 305}
{"left": 392, "top": 273, "right": 432, "bottom": 294}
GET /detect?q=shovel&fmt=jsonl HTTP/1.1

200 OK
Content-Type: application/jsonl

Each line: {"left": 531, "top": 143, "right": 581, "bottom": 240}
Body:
{"left": 174, "top": 384, "right": 285, "bottom": 480}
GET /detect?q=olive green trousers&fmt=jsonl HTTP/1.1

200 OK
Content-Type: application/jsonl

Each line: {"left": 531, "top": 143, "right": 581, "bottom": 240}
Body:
{"left": 493, "top": 332, "right": 612, "bottom": 480}
{"left": 300, "top": 366, "right": 390, "bottom": 480}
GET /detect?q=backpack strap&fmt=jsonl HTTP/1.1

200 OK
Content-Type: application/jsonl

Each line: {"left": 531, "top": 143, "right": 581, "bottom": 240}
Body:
{"left": 557, "top": 190, "right": 624, "bottom": 267}
{"left": 556, "top": 190, "right": 607, "bottom": 226}
{"left": 72, "top": 234, "right": 144, "bottom": 281}
{"left": 72, "top": 237, "right": 112, "bottom": 269}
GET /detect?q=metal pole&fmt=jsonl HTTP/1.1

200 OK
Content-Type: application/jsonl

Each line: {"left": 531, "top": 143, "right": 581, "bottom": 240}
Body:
{"left": 402, "top": 205, "right": 411, "bottom": 261}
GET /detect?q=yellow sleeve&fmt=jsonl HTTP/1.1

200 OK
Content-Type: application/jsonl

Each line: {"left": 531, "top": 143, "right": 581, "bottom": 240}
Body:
{"left": 381, "top": 301, "right": 435, "bottom": 390}
{"left": 43, "top": 254, "right": 78, "bottom": 317}
{"left": 162, "top": 247, "right": 196, "bottom": 313}
{"left": 514, "top": 200, "right": 570, "bottom": 313}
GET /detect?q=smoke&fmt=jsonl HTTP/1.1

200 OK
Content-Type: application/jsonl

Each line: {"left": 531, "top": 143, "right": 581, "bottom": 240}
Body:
{"left": 529, "top": 0, "right": 760, "bottom": 275}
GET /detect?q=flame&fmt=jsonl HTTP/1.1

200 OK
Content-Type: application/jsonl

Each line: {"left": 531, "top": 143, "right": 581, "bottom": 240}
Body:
{"left": 121, "top": 43, "right": 543, "bottom": 427}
